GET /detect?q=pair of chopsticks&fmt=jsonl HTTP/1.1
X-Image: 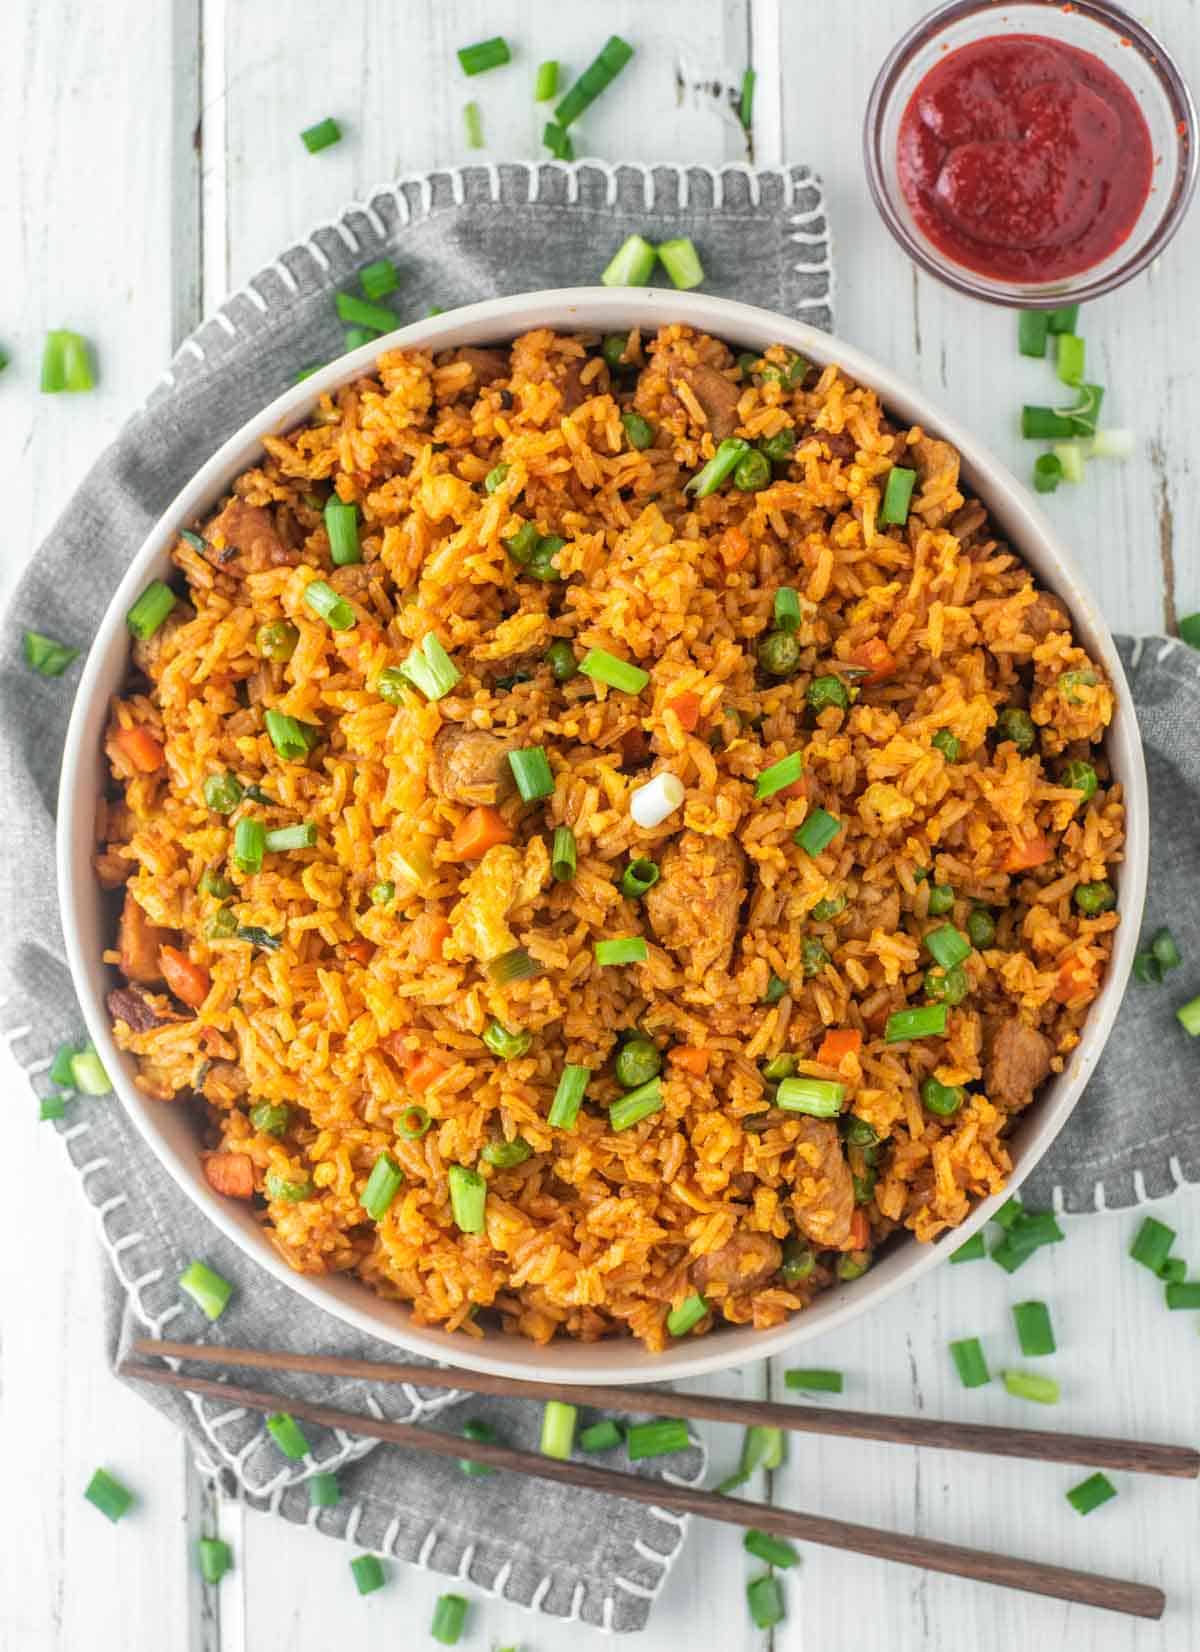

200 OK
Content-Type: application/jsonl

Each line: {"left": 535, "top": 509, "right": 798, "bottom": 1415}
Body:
{"left": 125, "top": 1338, "right": 1197, "bottom": 1620}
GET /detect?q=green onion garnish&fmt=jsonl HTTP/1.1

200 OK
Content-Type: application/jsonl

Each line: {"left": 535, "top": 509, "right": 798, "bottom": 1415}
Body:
{"left": 399, "top": 633, "right": 460, "bottom": 702}
{"left": 1152, "top": 927, "right": 1182, "bottom": 971}
{"left": 70, "top": 1047, "right": 112, "bottom": 1095}
{"left": 540, "top": 1400, "right": 577, "bottom": 1459}
{"left": 508, "top": 745, "right": 555, "bottom": 801}
{"left": 775, "top": 1077, "right": 844, "bottom": 1117}
{"left": 1013, "top": 1299, "right": 1055, "bottom": 1356}
{"left": 486, "top": 946, "right": 539, "bottom": 985}
{"left": 303, "top": 579, "right": 357, "bottom": 630}
{"left": 657, "top": 237, "right": 704, "bottom": 292}
{"left": 601, "top": 233, "right": 657, "bottom": 288}
{"left": 991, "top": 1209, "right": 1064, "bottom": 1273}
{"left": 359, "top": 259, "right": 398, "bottom": 301}
{"left": 484, "top": 463, "right": 509, "bottom": 493}
{"left": 744, "top": 1530, "right": 799, "bottom": 1569}
{"left": 879, "top": 465, "right": 917, "bottom": 526}
{"left": 717, "top": 1424, "right": 785, "bottom": 1493}
{"left": 431, "top": 1594, "right": 469, "bottom": 1646}
{"left": 884, "top": 1004, "right": 948, "bottom": 1043}
{"left": 457, "top": 36, "right": 510, "bottom": 75}
{"left": 40, "top": 1094, "right": 68, "bottom": 1121}
{"left": 578, "top": 647, "right": 649, "bottom": 693}
{"left": 1018, "top": 311, "right": 1049, "bottom": 358}
{"left": 793, "top": 808, "right": 841, "bottom": 857}
{"left": 236, "top": 926, "right": 282, "bottom": 952}
{"left": 50, "top": 1043, "right": 79, "bottom": 1087}
{"left": 1165, "top": 1281, "right": 1200, "bottom": 1309}
{"left": 626, "top": 1417, "right": 689, "bottom": 1460}
{"left": 448, "top": 1163, "right": 487, "bottom": 1234}
{"left": 594, "top": 936, "right": 648, "bottom": 967}
{"left": 774, "top": 587, "right": 802, "bottom": 633}
{"left": 263, "top": 823, "right": 317, "bottom": 853}
{"left": 84, "top": 1467, "right": 133, "bottom": 1522}
{"left": 755, "top": 750, "right": 804, "bottom": 800}
{"left": 994, "top": 1196, "right": 1023, "bottom": 1230}
{"left": 687, "top": 437, "right": 750, "bottom": 498}
{"left": 1131, "top": 1215, "right": 1176, "bottom": 1271}
{"left": 1159, "top": 1256, "right": 1187, "bottom": 1283}
{"left": 746, "top": 1574, "right": 786, "bottom": 1630}
{"left": 266, "top": 1412, "right": 310, "bottom": 1459}
{"left": 360, "top": 1151, "right": 404, "bottom": 1221}
{"left": 548, "top": 1064, "right": 591, "bottom": 1129}
{"left": 324, "top": 497, "right": 360, "bottom": 566}
{"left": 1002, "top": 1369, "right": 1059, "bottom": 1405}
{"left": 739, "top": 66, "right": 756, "bottom": 129}
{"left": 1056, "top": 333, "right": 1085, "bottom": 386}
{"left": 925, "top": 924, "right": 971, "bottom": 970}
{"left": 542, "top": 121, "right": 575, "bottom": 162}
{"left": 554, "top": 34, "right": 635, "bottom": 128}
{"left": 398, "top": 1104, "right": 432, "bottom": 1140}
{"left": 608, "top": 1077, "right": 662, "bottom": 1131}
{"left": 459, "top": 1417, "right": 497, "bottom": 1477}
{"left": 783, "top": 1368, "right": 843, "bottom": 1393}
{"left": 949, "top": 1337, "right": 990, "bottom": 1388}
{"left": 463, "top": 101, "right": 484, "bottom": 149}
{"left": 1053, "top": 441, "right": 1085, "bottom": 484}
{"left": 344, "top": 324, "right": 375, "bottom": 349}
{"left": 127, "top": 580, "right": 178, "bottom": 641}
{"left": 534, "top": 60, "right": 560, "bottom": 101}
{"left": 1180, "top": 611, "right": 1200, "bottom": 649}
{"left": 300, "top": 117, "right": 342, "bottom": 153}
{"left": 23, "top": 631, "right": 80, "bottom": 677}
{"left": 580, "top": 1419, "right": 623, "bottom": 1452}
{"left": 264, "top": 710, "right": 318, "bottom": 761}
{"left": 666, "top": 1294, "right": 708, "bottom": 1337}
{"left": 762, "top": 973, "right": 789, "bottom": 1005}
{"left": 1047, "top": 304, "right": 1080, "bottom": 335}
{"left": 551, "top": 826, "right": 577, "bottom": 882}
{"left": 621, "top": 410, "right": 655, "bottom": 450}
{"left": 1176, "top": 994, "right": 1200, "bottom": 1036}
{"left": 1067, "top": 1472, "right": 1117, "bottom": 1516}
{"left": 350, "top": 1554, "right": 386, "bottom": 1595}
{"left": 198, "top": 1537, "right": 233, "bottom": 1584}
{"left": 179, "top": 1260, "right": 232, "bottom": 1321}
{"left": 1033, "top": 453, "right": 1063, "bottom": 493}
{"left": 619, "top": 858, "right": 659, "bottom": 898}
{"left": 41, "top": 329, "right": 95, "bottom": 392}
{"left": 309, "top": 1471, "right": 340, "bottom": 1507}
{"left": 1022, "top": 384, "right": 1105, "bottom": 439}
{"left": 233, "top": 818, "right": 265, "bottom": 874}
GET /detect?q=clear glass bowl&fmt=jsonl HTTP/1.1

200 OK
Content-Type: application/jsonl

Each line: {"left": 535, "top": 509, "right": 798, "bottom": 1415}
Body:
{"left": 864, "top": 0, "right": 1198, "bottom": 307}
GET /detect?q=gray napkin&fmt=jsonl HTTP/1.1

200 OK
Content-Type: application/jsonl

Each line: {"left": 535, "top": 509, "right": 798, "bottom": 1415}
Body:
{"left": 0, "top": 161, "right": 831, "bottom": 1634}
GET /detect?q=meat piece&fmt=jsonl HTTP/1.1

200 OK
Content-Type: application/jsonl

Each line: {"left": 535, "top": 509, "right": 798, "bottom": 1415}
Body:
{"left": 117, "top": 892, "right": 170, "bottom": 985}
{"left": 840, "top": 886, "right": 901, "bottom": 942}
{"left": 798, "top": 425, "right": 856, "bottom": 462}
{"left": 947, "top": 499, "right": 988, "bottom": 549}
{"left": 984, "top": 1016, "right": 1053, "bottom": 1110}
{"left": 456, "top": 346, "right": 509, "bottom": 386}
{"left": 1023, "top": 591, "right": 1070, "bottom": 641}
{"left": 692, "top": 1233, "right": 782, "bottom": 1295}
{"left": 910, "top": 434, "right": 962, "bottom": 527}
{"left": 559, "top": 358, "right": 588, "bottom": 413}
{"left": 789, "top": 1117, "right": 856, "bottom": 1250}
{"left": 209, "top": 499, "right": 293, "bottom": 571}
{"left": 669, "top": 362, "right": 741, "bottom": 440}
{"left": 201, "top": 1061, "right": 249, "bottom": 1103}
{"left": 94, "top": 851, "right": 132, "bottom": 889}
{"left": 203, "top": 1151, "right": 255, "bottom": 1199}
{"left": 107, "top": 986, "right": 173, "bottom": 1033}
{"left": 429, "top": 724, "right": 516, "bottom": 806}
{"left": 644, "top": 831, "right": 746, "bottom": 974}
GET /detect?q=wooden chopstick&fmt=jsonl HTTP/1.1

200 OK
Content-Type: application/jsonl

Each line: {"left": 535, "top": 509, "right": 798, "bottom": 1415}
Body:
{"left": 120, "top": 1357, "right": 1164, "bottom": 1620}
{"left": 134, "top": 1338, "right": 1200, "bottom": 1480}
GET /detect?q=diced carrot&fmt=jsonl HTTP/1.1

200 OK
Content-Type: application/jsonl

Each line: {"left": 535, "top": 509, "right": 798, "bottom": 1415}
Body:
{"left": 118, "top": 891, "right": 168, "bottom": 984}
{"left": 405, "top": 1049, "right": 449, "bottom": 1092}
{"left": 666, "top": 691, "right": 702, "bottom": 733}
{"left": 203, "top": 1151, "right": 255, "bottom": 1200}
{"left": 668, "top": 1045, "right": 710, "bottom": 1076}
{"left": 719, "top": 525, "right": 751, "bottom": 567}
{"left": 1054, "top": 954, "right": 1096, "bottom": 1005}
{"left": 158, "top": 945, "right": 211, "bottom": 1008}
{"left": 818, "top": 1028, "right": 862, "bottom": 1064}
{"left": 1001, "top": 830, "right": 1051, "bottom": 873}
{"left": 841, "top": 1208, "right": 871, "bottom": 1251}
{"left": 777, "top": 777, "right": 807, "bottom": 801}
{"left": 343, "top": 939, "right": 373, "bottom": 965}
{"left": 115, "top": 725, "right": 165, "bottom": 773}
{"left": 413, "top": 913, "right": 450, "bottom": 963}
{"left": 450, "top": 805, "right": 514, "bottom": 861}
{"left": 849, "top": 637, "right": 896, "bottom": 685}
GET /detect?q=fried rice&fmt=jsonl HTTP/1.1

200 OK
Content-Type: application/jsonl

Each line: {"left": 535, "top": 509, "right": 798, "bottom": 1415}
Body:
{"left": 97, "top": 323, "right": 1122, "bottom": 1351}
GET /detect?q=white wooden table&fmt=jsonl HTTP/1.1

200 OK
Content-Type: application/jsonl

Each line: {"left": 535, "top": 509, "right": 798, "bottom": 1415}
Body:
{"left": 3, "top": 3, "right": 1199, "bottom": 1648}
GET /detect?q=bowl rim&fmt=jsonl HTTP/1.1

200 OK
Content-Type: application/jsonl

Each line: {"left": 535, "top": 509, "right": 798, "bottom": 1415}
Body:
{"left": 56, "top": 286, "right": 1149, "bottom": 1382}
{"left": 863, "top": 0, "right": 1200, "bottom": 308}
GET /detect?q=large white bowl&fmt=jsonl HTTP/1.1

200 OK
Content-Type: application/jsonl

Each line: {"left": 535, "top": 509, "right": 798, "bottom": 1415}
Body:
{"left": 57, "top": 288, "right": 1148, "bottom": 1383}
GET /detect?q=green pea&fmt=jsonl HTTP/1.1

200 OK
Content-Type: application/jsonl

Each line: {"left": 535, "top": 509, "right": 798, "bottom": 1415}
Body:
{"left": 257, "top": 621, "right": 300, "bottom": 662}
{"left": 966, "top": 907, "right": 996, "bottom": 948}
{"left": 760, "top": 427, "right": 797, "bottom": 464}
{"left": 780, "top": 1237, "right": 815, "bottom": 1282}
{"left": 1060, "top": 669, "right": 1099, "bottom": 704}
{"left": 811, "top": 894, "right": 846, "bottom": 921}
{"left": 370, "top": 880, "right": 396, "bottom": 906}
{"left": 206, "top": 907, "right": 238, "bottom": 939}
{"left": 265, "top": 1170, "right": 312, "bottom": 1202}
{"left": 733, "top": 449, "right": 772, "bottom": 493}
{"left": 927, "top": 883, "right": 955, "bottom": 916}
{"left": 504, "top": 522, "right": 541, "bottom": 566}
{"left": 921, "top": 1076, "right": 964, "bottom": 1116}
{"left": 621, "top": 411, "right": 655, "bottom": 450}
{"left": 484, "top": 463, "right": 509, "bottom": 494}
{"left": 528, "top": 535, "right": 564, "bottom": 582}
{"left": 843, "top": 1115, "right": 878, "bottom": 1148}
{"left": 545, "top": 640, "right": 578, "bottom": 682}
{"left": 203, "top": 771, "right": 243, "bottom": 814}
{"left": 925, "top": 963, "right": 968, "bottom": 1006}
{"left": 837, "top": 1254, "right": 870, "bottom": 1281}
{"left": 931, "top": 728, "right": 960, "bottom": 763}
{"left": 482, "top": 1021, "right": 533, "bottom": 1060}
{"left": 736, "top": 352, "right": 760, "bottom": 381}
{"left": 762, "top": 974, "right": 789, "bottom": 1005}
{"left": 758, "top": 630, "right": 800, "bottom": 677}
{"left": 199, "top": 869, "right": 235, "bottom": 900}
{"left": 996, "top": 707, "right": 1036, "bottom": 753}
{"left": 481, "top": 1136, "right": 533, "bottom": 1168}
{"left": 807, "top": 674, "right": 849, "bottom": 712}
{"left": 761, "top": 352, "right": 807, "bottom": 388}
{"left": 760, "top": 1054, "right": 796, "bottom": 1082}
{"left": 601, "top": 333, "right": 630, "bottom": 371}
{"left": 250, "top": 1101, "right": 290, "bottom": 1137}
{"left": 1074, "top": 880, "right": 1116, "bottom": 916}
{"left": 802, "top": 937, "right": 831, "bottom": 977}
{"left": 1061, "top": 759, "right": 1098, "bottom": 803}
{"left": 853, "top": 1169, "right": 877, "bottom": 1204}
{"left": 615, "top": 1037, "right": 662, "bottom": 1090}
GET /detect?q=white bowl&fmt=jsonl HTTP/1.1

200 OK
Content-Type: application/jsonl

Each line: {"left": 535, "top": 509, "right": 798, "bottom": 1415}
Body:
{"left": 57, "top": 288, "right": 1149, "bottom": 1383}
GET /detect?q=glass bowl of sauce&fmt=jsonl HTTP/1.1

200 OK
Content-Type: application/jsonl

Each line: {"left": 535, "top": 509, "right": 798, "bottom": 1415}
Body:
{"left": 864, "top": 0, "right": 1197, "bottom": 306}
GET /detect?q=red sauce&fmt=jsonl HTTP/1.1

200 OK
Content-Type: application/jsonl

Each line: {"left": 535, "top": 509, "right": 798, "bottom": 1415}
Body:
{"left": 897, "top": 34, "right": 1154, "bottom": 282}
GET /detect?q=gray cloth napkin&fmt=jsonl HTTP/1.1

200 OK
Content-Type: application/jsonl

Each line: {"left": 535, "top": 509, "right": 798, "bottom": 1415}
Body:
{"left": 0, "top": 161, "right": 832, "bottom": 1634}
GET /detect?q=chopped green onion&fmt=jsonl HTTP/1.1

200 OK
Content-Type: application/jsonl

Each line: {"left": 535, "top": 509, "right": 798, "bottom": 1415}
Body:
{"left": 1023, "top": 408, "right": 1073, "bottom": 439}
{"left": 459, "top": 1418, "right": 497, "bottom": 1477}
{"left": 1018, "top": 311, "right": 1049, "bottom": 358}
{"left": 40, "top": 1094, "right": 68, "bottom": 1121}
{"left": 179, "top": 1260, "right": 232, "bottom": 1321}
{"left": 783, "top": 1368, "right": 843, "bottom": 1393}
{"left": 667, "top": 1294, "right": 709, "bottom": 1337}
{"left": 1013, "top": 1299, "right": 1055, "bottom": 1356}
{"left": 608, "top": 1077, "right": 662, "bottom": 1131}
{"left": 486, "top": 946, "right": 539, "bottom": 985}
{"left": 761, "top": 973, "right": 789, "bottom": 1005}
{"left": 303, "top": 579, "right": 357, "bottom": 630}
{"left": 755, "top": 750, "right": 804, "bottom": 800}
{"left": 626, "top": 1418, "right": 689, "bottom": 1460}
{"left": 350, "top": 1554, "right": 386, "bottom": 1595}
{"left": 1047, "top": 304, "right": 1080, "bottom": 335}
{"left": 358, "top": 261, "right": 398, "bottom": 303}
{"left": 746, "top": 1574, "right": 786, "bottom": 1630}
{"left": 343, "top": 326, "right": 375, "bottom": 351}
{"left": 508, "top": 745, "right": 555, "bottom": 801}
{"left": 1056, "top": 334, "right": 1085, "bottom": 387}
{"left": 540, "top": 1400, "right": 577, "bottom": 1459}
{"left": 534, "top": 60, "right": 559, "bottom": 101}
{"left": 263, "top": 823, "right": 317, "bottom": 854}
{"left": 550, "top": 826, "right": 577, "bottom": 882}
{"left": 1159, "top": 1256, "right": 1187, "bottom": 1283}
{"left": 484, "top": 463, "right": 509, "bottom": 493}
{"left": 198, "top": 1537, "right": 233, "bottom": 1584}
{"left": 463, "top": 101, "right": 484, "bottom": 149}
{"left": 1151, "top": 927, "right": 1182, "bottom": 971}
{"left": 990, "top": 1209, "right": 1064, "bottom": 1273}
{"left": 309, "top": 1471, "right": 340, "bottom": 1507}
{"left": 949, "top": 1337, "right": 990, "bottom": 1388}
{"left": 548, "top": 1064, "right": 591, "bottom": 1129}
{"left": 807, "top": 675, "right": 850, "bottom": 712}
{"left": 1053, "top": 442, "right": 1085, "bottom": 484}
{"left": 431, "top": 1593, "right": 469, "bottom": 1646}
{"left": 457, "top": 36, "right": 510, "bottom": 76}
{"left": 448, "top": 1163, "right": 486, "bottom": 1234}
{"left": 1067, "top": 1471, "right": 1117, "bottom": 1516}
{"left": 931, "top": 727, "right": 960, "bottom": 763}
{"left": 775, "top": 1077, "right": 844, "bottom": 1117}
{"left": 580, "top": 1419, "right": 623, "bottom": 1452}
{"left": 594, "top": 936, "right": 648, "bottom": 967}
{"left": 236, "top": 926, "right": 282, "bottom": 952}
{"left": 127, "top": 580, "right": 177, "bottom": 641}
{"left": 621, "top": 410, "right": 655, "bottom": 449}
{"left": 739, "top": 66, "right": 756, "bottom": 130}
{"left": 1133, "top": 953, "right": 1162, "bottom": 984}
{"left": 578, "top": 647, "right": 649, "bottom": 693}
{"left": 657, "top": 237, "right": 705, "bottom": 292}
{"left": 482, "top": 1020, "right": 532, "bottom": 1060}
{"left": 619, "top": 858, "right": 659, "bottom": 898}
{"left": 601, "top": 233, "right": 657, "bottom": 288}
{"left": 249, "top": 1101, "right": 289, "bottom": 1136}
{"left": 1165, "top": 1281, "right": 1200, "bottom": 1309}
{"left": 996, "top": 1198, "right": 1023, "bottom": 1235}
{"left": 399, "top": 633, "right": 460, "bottom": 701}
{"left": 555, "top": 34, "right": 635, "bottom": 128}
{"left": 717, "top": 1424, "right": 785, "bottom": 1493}
{"left": 885, "top": 1004, "right": 948, "bottom": 1043}
{"left": 361, "top": 1151, "right": 404, "bottom": 1221}
{"left": 1002, "top": 1369, "right": 1060, "bottom": 1405}
{"left": 879, "top": 465, "right": 917, "bottom": 525}
{"left": 950, "top": 1231, "right": 987, "bottom": 1263}
{"left": 1091, "top": 427, "right": 1135, "bottom": 460}
{"left": 926, "top": 924, "right": 971, "bottom": 970}
{"left": 542, "top": 121, "right": 575, "bottom": 161}
{"left": 264, "top": 710, "right": 318, "bottom": 761}
{"left": 70, "top": 1047, "right": 112, "bottom": 1095}
{"left": 50, "top": 1043, "right": 79, "bottom": 1087}
{"left": 84, "top": 1468, "right": 133, "bottom": 1523}
{"left": 481, "top": 1136, "right": 532, "bottom": 1168}
{"left": 1033, "top": 453, "right": 1063, "bottom": 493}
{"left": 300, "top": 117, "right": 341, "bottom": 153}
{"left": 744, "top": 1530, "right": 799, "bottom": 1569}
{"left": 334, "top": 292, "right": 398, "bottom": 334}
{"left": 774, "top": 587, "right": 802, "bottom": 632}
{"left": 266, "top": 1412, "right": 310, "bottom": 1459}
{"left": 398, "top": 1104, "right": 432, "bottom": 1140}
{"left": 686, "top": 437, "right": 751, "bottom": 497}
{"left": 1177, "top": 994, "right": 1200, "bottom": 1035}
{"left": 41, "top": 329, "right": 95, "bottom": 392}
{"left": 233, "top": 818, "right": 265, "bottom": 874}
{"left": 23, "top": 630, "right": 80, "bottom": 677}
{"left": 324, "top": 497, "right": 360, "bottom": 566}
{"left": 794, "top": 808, "right": 841, "bottom": 857}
